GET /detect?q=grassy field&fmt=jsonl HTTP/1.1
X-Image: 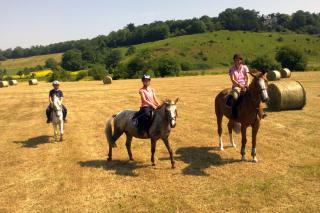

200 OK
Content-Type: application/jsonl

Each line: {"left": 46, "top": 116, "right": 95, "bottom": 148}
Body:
{"left": 1, "top": 31, "right": 320, "bottom": 77}
{"left": 0, "top": 53, "right": 62, "bottom": 75}
{"left": 0, "top": 72, "right": 319, "bottom": 212}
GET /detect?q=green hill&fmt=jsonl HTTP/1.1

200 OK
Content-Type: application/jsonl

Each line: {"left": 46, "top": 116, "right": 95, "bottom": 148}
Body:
{"left": 121, "top": 30, "right": 320, "bottom": 70}
{"left": 0, "top": 53, "right": 62, "bottom": 75}
{"left": 1, "top": 31, "right": 319, "bottom": 76}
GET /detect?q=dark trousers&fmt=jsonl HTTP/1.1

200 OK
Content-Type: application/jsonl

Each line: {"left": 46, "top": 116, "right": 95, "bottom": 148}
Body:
{"left": 137, "top": 107, "right": 153, "bottom": 134}
{"left": 46, "top": 104, "right": 67, "bottom": 121}
{"left": 231, "top": 92, "right": 245, "bottom": 119}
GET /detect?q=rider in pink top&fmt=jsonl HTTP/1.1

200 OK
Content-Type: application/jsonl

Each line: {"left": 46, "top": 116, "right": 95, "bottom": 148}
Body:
{"left": 229, "top": 54, "right": 266, "bottom": 119}
{"left": 137, "top": 74, "right": 160, "bottom": 135}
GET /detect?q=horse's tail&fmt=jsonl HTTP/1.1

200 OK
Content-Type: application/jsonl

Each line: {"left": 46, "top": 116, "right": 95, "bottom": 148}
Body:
{"left": 105, "top": 115, "right": 117, "bottom": 147}
{"left": 233, "top": 122, "right": 241, "bottom": 134}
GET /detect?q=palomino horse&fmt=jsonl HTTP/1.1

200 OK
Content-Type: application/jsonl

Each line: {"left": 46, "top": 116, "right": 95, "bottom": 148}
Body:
{"left": 105, "top": 98, "right": 179, "bottom": 168}
{"left": 52, "top": 94, "right": 64, "bottom": 142}
{"left": 214, "top": 71, "right": 269, "bottom": 162}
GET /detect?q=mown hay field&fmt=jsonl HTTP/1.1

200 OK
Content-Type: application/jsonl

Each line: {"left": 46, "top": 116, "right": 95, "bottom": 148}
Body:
{"left": 0, "top": 72, "right": 319, "bottom": 212}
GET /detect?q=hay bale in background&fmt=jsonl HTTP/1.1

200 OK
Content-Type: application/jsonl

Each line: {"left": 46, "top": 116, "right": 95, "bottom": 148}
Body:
{"left": 28, "top": 79, "right": 38, "bottom": 85}
{"left": 267, "top": 80, "right": 306, "bottom": 111}
{"left": 280, "top": 68, "right": 291, "bottom": 78}
{"left": 9, "top": 80, "right": 18, "bottom": 86}
{"left": 103, "top": 76, "right": 112, "bottom": 84}
{"left": 266, "top": 70, "right": 281, "bottom": 81}
{"left": 0, "top": 81, "right": 9, "bottom": 88}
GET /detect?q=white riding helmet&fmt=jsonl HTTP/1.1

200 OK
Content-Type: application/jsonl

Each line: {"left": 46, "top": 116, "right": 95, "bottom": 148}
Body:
{"left": 52, "top": 80, "right": 60, "bottom": 85}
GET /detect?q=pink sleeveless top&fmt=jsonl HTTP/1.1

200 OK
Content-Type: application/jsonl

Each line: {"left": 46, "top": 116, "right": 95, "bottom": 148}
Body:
{"left": 229, "top": 65, "right": 249, "bottom": 88}
{"left": 139, "top": 87, "right": 155, "bottom": 107}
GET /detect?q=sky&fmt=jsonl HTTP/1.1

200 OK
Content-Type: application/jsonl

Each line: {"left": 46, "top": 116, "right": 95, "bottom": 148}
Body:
{"left": 0, "top": 0, "right": 319, "bottom": 50}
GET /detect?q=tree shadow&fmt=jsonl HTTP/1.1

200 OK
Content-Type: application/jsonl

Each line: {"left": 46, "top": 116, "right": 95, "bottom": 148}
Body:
{"left": 78, "top": 160, "right": 147, "bottom": 177}
{"left": 13, "top": 135, "right": 51, "bottom": 148}
{"left": 173, "top": 146, "right": 241, "bottom": 176}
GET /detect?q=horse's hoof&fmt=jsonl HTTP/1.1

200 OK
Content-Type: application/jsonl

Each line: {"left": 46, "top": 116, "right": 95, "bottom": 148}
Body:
{"left": 241, "top": 156, "right": 246, "bottom": 161}
{"left": 232, "top": 144, "right": 236, "bottom": 148}
{"left": 253, "top": 157, "right": 258, "bottom": 163}
{"left": 171, "top": 165, "right": 175, "bottom": 169}
{"left": 107, "top": 158, "right": 112, "bottom": 161}
{"left": 129, "top": 158, "right": 134, "bottom": 161}
{"left": 152, "top": 163, "right": 156, "bottom": 166}
{"left": 220, "top": 147, "right": 224, "bottom": 151}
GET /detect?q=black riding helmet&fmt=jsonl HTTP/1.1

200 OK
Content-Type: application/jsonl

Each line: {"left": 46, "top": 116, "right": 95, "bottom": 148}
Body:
{"left": 141, "top": 74, "right": 151, "bottom": 81}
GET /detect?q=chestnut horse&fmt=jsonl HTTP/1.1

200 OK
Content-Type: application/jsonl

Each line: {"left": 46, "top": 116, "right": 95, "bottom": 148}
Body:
{"left": 214, "top": 71, "right": 269, "bottom": 162}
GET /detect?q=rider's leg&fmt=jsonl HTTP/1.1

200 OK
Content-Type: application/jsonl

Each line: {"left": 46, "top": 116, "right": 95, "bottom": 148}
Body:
{"left": 46, "top": 105, "right": 52, "bottom": 123}
{"left": 231, "top": 87, "right": 240, "bottom": 119}
{"left": 62, "top": 105, "right": 67, "bottom": 121}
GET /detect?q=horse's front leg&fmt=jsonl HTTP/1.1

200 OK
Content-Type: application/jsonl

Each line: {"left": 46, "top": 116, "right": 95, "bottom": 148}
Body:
{"left": 53, "top": 123, "right": 58, "bottom": 142}
{"left": 251, "top": 120, "right": 260, "bottom": 163}
{"left": 241, "top": 125, "right": 248, "bottom": 161}
{"left": 125, "top": 133, "right": 134, "bottom": 161}
{"left": 59, "top": 121, "right": 64, "bottom": 142}
{"left": 151, "top": 138, "right": 157, "bottom": 166}
{"left": 163, "top": 138, "right": 175, "bottom": 169}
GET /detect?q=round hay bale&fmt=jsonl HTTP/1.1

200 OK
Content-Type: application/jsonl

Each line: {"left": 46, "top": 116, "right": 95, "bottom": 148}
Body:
{"left": 0, "top": 81, "right": 9, "bottom": 88}
{"left": 267, "top": 80, "right": 306, "bottom": 111}
{"left": 103, "top": 76, "right": 112, "bottom": 84}
{"left": 9, "top": 80, "right": 18, "bottom": 86}
{"left": 28, "top": 79, "right": 38, "bottom": 85}
{"left": 280, "top": 68, "right": 291, "bottom": 78}
{"left": 266, "top": 70, "right": 281, "bottom": 81}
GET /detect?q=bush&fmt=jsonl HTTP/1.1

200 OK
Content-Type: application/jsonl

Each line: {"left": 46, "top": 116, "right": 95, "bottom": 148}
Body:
{"left": 61, "top": 49, "right": 83, "bottom": 71}
{"left": 275, "top": 46, "right": 307, "bottom": 71}
{"left": 45, "top": 58, "right": 59, "bottom": 70}
{"left": 181, "top": 62, "right": 193, "bottom": 71}
{"left": 88, "top": 64, "right": 107, "bottom": 80}
{"left": 154, "top": 56, "right": 180, "bottom": 77}
{"left": 76, "top": 70, "right": 88, "bottom": 81}
{"left": 48, "top": 69, "right": 72, "bottom": 82}
{"left": 249, "top": 55, "right": 281, "bottom": 73}
{"left": 125, "top": 46, "right": 136, "bottom": 56}
{"left": 194, "top": 63, "right": 211, "bottom": 70}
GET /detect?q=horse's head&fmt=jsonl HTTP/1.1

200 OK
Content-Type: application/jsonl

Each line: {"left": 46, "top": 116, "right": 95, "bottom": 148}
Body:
{"left": 249, "top": 70, "right": 269, "bottom": 103}
{"left": 163, "top": 98, "right": 179, "bottom": 128}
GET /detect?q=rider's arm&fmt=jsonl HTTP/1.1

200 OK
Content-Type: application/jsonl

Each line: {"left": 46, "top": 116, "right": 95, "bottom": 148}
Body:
{"left": 230, "top": 74, "right": 243, "bottom": 88}
{"left": 60, "top": 91, "right": 64, "bottom": 103}
{"left": 244, "top": 71, "right": 249, "bottom": 87}
{"left": 140, "top": 91, "right": 157, "bottom": 109}
{"left": 152, "top": 89, "right": 160, "bottom": 106}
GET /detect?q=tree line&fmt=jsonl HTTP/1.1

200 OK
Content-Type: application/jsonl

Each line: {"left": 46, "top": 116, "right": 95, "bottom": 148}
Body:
{"left": 0, "top": 8, "right": 319, "bottom": 60}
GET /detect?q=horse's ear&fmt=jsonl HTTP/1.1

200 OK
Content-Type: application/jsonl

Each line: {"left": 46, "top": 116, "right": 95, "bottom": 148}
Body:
{"left": 249, "top": 69, "right": 263, "bottom": 78}
{"left": 174, "top": 98, "right": 179, "bottom": 104}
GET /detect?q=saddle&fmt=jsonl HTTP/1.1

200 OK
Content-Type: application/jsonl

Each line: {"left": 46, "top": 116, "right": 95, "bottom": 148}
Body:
{"left": 132, "top": 108, "right": 155, "bottom": 134}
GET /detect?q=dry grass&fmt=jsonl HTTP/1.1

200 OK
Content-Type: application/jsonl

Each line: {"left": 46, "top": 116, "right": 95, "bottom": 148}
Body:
{"left": 0, "top": 72, "right": 319, "bottom": 212}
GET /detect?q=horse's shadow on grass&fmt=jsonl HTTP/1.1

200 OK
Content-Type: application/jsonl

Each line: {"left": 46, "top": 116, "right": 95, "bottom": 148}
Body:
{"left": 162, "top": 146, "right": 241, "bottom": 176}
{"left": 13, "top": 135, "right": 51, "bottom": 148}
{"left": 78, "top": 160, "right": 146, "bottom": 177}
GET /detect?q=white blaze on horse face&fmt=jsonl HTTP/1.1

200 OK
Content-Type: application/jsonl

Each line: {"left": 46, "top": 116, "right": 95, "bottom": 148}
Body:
{"left": 258, "top": 78, "right": 269, "bottom": 102}
{"left": 167, "top": 104, "right": 177, "bottom": 127}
